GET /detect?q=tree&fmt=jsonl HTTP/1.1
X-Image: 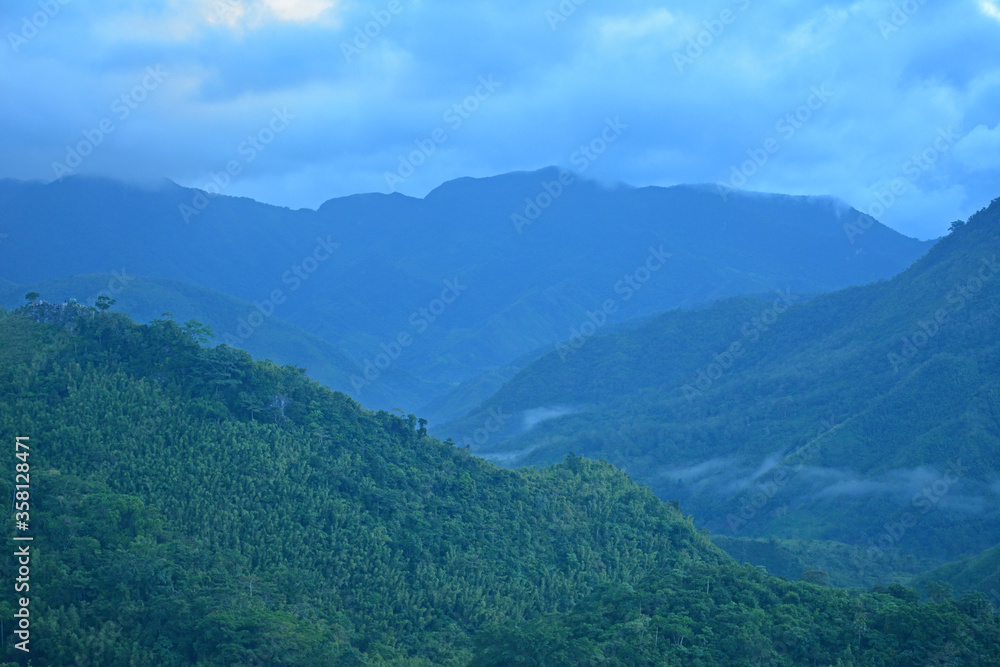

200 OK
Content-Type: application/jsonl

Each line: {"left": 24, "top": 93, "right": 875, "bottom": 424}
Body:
{"left": 95, "top": 295, "right": 116, "bottom": 312}
{"left": 25, "top": 291, "right": 40, "bottom": 304}
{"left": 925, "top": 581, "right": 953, "bottom": 603}
{"left": 800, "top": 570, "right": 830, "bottom": 586}
{"left": 182, "top": 319, "right": 214, "bottom": 345}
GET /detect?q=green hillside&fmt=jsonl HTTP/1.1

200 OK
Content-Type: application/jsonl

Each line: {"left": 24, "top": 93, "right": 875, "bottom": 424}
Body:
{"left": 913, "top": 543, "right": 1000, "bottom": 607}
{"left": 710, "top": 535, "right": 938, "bottom": 590}
{"left": 0, "top": 273, "right": 439, "bottom": 412}
{"left": 473, "top": 570, "right": 1000, "bottom": 666}
{"left": 443, "top": 197, "right": 1000, "bottom": 565}
{"left": 0, "top": 174, "right": 934, "bottom": 423}
{"left": 1, "top": 305, "right": 996, "bottom": 664}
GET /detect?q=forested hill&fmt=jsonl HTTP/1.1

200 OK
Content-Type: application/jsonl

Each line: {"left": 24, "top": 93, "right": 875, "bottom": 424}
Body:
{"left": 913, "top": 542, "right": 1000, "bottom": 607}
{"left": 444, "top": 195, "right": 1000, "bottom": 562}
{"left": 0, "top": 172, "right": 934, "bottom": 421}
{"left": 1, "top": 306, "right": 998, "bottom": 664}
{"left": 0, "top": 273, "right": 436, "bottom": 410}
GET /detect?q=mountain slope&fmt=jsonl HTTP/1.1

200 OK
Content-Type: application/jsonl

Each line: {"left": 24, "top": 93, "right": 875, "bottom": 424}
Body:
{"left": 0, "top": 273, "right": 438, "bottom": 410}
{"left": 912, "top": 543, "right": 1000, "bottom": 606}
{"left": 0, "top": 304, "right": 723, "bottom": 664}
{"left": 473, "top": 570, "right": 1000, "bottom": 666}
{"left": 1, "top": 305, "right": 996, "bottom": 664}
{"left": 710, "top": 535, "right": 938, "bottom": 589}
{"left": 444, "top": 197, "right": 1000, "bottom": 563}
{"left": 0, "top": 172, "right": 934, "bottom": 419}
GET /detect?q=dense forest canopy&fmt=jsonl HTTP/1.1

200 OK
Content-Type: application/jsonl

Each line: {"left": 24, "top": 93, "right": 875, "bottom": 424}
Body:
{"left": 0, "top": 302, "right": 997, "bottom": 664}
{"left": 444, "top": 196, "right": 1000, "bottom": 570}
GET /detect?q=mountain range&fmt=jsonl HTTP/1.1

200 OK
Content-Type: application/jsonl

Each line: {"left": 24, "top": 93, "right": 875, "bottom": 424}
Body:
{"left": 442, "top": 195, "right": 1000, "bottom": 567}
{"left": 1, "top": 302, "right": 996, "bottom": 664}
{"left": 3, "top": 170, "right": 999, "bottom": 663}
{"left": 0, "top": 170, "right": 933, "bottom": 422}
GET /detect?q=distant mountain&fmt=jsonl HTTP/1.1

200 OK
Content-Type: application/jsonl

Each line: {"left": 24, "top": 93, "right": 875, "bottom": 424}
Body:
{"left": 443, "top": 196, "right": 1000, "bottom": 563}
{"left": 0, "top": 273, "right": 437, "bottom": 410}
{"left": 912, "top": 542, "right": 1000, "bottom": 606}
{"left": 711, "top": 535, "right": 938, "bottom": 589}
{"left": 0, "top": 171, "right": 934, "bottom": 419}
{"left": 2, "top": 304, "right": 996, "bottom": 664}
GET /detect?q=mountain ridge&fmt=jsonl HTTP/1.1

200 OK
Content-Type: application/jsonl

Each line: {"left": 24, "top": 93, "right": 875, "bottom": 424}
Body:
{"left": 0, "top": 169, "right": 935, "bottom": 420}
{"left": 441, "top": 194, "right": 1000, "bottom": 564}
{"left": 2, "top": 300, "right": 997, "bottom": 664}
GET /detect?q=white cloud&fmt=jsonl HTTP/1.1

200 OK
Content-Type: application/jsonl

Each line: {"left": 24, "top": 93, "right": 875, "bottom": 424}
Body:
{"left": 954, "top": 123, "right": 1000, "bottom": 171}
{"left": 521, "top": 406, "right": 579, "bottom": 432}
{"left": 263, "top": 0, "right": 339, "bottom": 23}
{"left": 598, "top": 8, "right": 676, "bottom": 42}
{"left": 202, "top": 0, "right": 342, "bottom": 31}
{"left": 981, "top": 0, "right": 1000, "bottom": 22}
{"left": 0, "top": 0, "right": 997, "bottom": 238}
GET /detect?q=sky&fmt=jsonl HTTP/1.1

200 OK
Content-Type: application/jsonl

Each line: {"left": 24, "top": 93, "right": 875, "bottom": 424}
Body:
{"left": 1, "top": 0, "right": 999, "bottom": 240}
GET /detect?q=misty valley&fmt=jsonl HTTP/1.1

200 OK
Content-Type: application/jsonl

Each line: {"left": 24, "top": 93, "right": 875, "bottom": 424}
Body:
{"left": 3, "top": 1, "right": 1000, "bottom": 663}
{"left": 0, "top": 174, "right": 998, "bottom": 665}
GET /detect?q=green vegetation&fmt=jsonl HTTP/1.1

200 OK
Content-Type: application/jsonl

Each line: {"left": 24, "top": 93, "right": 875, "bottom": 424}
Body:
{"left": 445, "top": 196, "right": 1000, "bottom": 567}
{"left": 1, "top": 305, "right": 997, "bottom": 663}
{"left": 0, "top": 274, "right": 437, "bottom": 412}
{"left": 913, "top": 542, "right": 1000, "bottom": 607}
{"left": 0, "top": 304, "right": 720, "bottom": 663}
{"left": 473, "top": 568, "right": 1000, "bottom": 666}
{"left": 711, "top": 535, "right": 938, "bottom": 590}
{"left": 0, "top": 174, "right": 932, "bottom": 424}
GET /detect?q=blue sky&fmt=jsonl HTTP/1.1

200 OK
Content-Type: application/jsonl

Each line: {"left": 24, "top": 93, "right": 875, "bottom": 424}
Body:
{"left": 2, "top": 0, "right": 999, "bottom": 239}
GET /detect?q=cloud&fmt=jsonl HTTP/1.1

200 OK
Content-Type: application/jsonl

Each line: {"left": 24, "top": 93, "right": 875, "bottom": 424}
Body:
{"left": 598, "top": 8, "right": 676, "bottom": 42}
{"left": 659, "top": 458, "right": 734, "bottom": 485}
{"left": 263, "top": 0, "right": 339, "bottom": 22}
{"left": 201, "top": 0, "right": 343, "bottom": 31}
{"left": 521, "top": 406, "right": 579, "bottom": 432}
{"left": 954, "top": 122, "right": 1000, "bottom": 170}
{"left": 981, "top": 0, "right": 1000, "bottom": 22}
{"left": 798, "top": 464, "right": 985, "bottom": 510}
{"left": 0, "top": 0, "right": 998, "bottom": 238}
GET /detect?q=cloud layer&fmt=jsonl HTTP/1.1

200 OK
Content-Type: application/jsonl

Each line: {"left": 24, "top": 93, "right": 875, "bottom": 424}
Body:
{"left": 2, "top": 0, "right": 998, "bottom": 238}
